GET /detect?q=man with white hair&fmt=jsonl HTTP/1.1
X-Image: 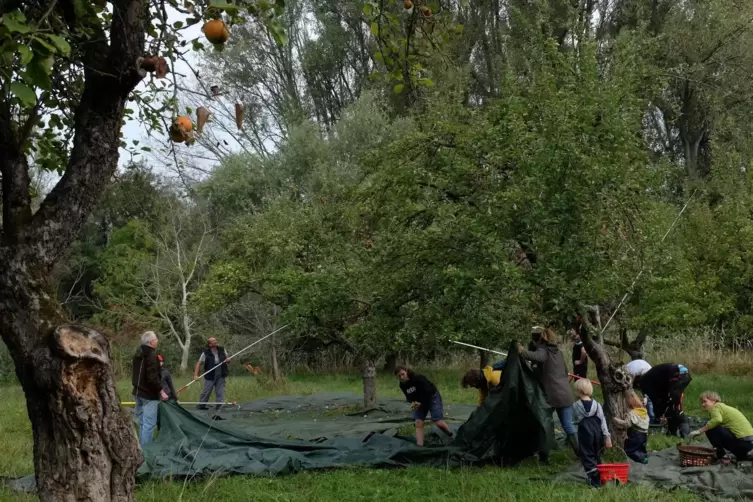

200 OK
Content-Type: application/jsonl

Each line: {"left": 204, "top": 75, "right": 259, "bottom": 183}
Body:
{"left": 194, "top": 337, "right": 231, "bottom": 409}
{"left": 131, "top": 331, "right": 168, "bottom": 446}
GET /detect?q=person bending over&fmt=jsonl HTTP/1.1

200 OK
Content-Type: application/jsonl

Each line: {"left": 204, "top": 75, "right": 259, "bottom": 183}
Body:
{"left": 613, "top": 392, "right": 649, "bottom": 463}
{"left": 690, "top": 391, "right": 753, "bottom": 461}
{"left": 572, "top": 378, "right": 612, "bottom": 488}
{"left": 634, "top": 363, "right": 691, "bottom": 438}
{"left": 395, "top": 366, "right": 453, "bottom": 446}
{"left": 461, "top": 365, "right": 502, "bottom": 405}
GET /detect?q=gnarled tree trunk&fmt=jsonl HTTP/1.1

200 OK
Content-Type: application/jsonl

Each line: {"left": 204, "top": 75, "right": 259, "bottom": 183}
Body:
{"left": 579, "top": 311, "right": 633, "bottom": 447}
{"left": 0, "top": 255, "right": 142, "bottom": 501}
{"left": 0, "top": 2, "right": 150, "bottom": 499}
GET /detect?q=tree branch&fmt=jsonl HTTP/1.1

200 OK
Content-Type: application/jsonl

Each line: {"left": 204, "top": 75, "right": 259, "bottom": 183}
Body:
{"left": 27, "top": 0, "right": 149, "bottom": 267}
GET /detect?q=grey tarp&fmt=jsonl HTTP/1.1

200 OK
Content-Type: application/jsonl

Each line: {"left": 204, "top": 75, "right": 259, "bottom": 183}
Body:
{"left": 555, "top": 442, "right": 753, "bottom": 499}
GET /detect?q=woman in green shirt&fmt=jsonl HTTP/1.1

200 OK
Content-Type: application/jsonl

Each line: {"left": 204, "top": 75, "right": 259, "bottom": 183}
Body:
{"left": 690, "top": 391, "right": 753, "bottom": 461}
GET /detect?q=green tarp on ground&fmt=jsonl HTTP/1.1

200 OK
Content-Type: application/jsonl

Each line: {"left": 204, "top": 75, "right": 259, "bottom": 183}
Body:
{"left": 136, "top": 343, "right": 554, "bottom": 479}
{"left": 555, "top": 443, "right": 753, "bottom": 499}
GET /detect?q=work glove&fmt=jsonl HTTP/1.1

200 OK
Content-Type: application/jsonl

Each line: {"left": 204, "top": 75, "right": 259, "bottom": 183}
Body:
{"left": 689, "top": 430, "right": 702, "bottom": 438}
{"left": 410, "top": 401, "right": 421, "bottom": 411}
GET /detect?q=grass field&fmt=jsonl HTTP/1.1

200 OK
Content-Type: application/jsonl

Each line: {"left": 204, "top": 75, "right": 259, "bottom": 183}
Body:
{"left": 0, "top": 368, "right": 751, "bottom": 501}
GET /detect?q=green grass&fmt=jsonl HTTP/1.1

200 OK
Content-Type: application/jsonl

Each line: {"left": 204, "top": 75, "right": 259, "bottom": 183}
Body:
{"left": 0, "top": 369, "right": 751, "bottom": 501}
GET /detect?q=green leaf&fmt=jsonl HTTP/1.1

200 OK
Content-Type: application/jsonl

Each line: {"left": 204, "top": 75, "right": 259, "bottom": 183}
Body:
{"left": 455, "top": 24, "right": 464, "bottom": 34}
{"left": 370, "top": 22, "right": 379, "bottom": 36}
{"left": 2, "top": 10, "right": 30, "bottom": 34}
{"left": 32, "top": 37, "right": 56, "bottom": 54}
{"left": 393, "top": 83, "right": 404, "bottom": 94}
{"left": 45, "top": 34, "right": 71, "bottom": 57}
{"left": 17, "top": 45, "right": 33, "bottom": 65}
{"left": 418, "top": 78, "right": 435, "bottom": 87}
{"left": 362, "top": 4, "right": 373, "bottom": 16}
{"left": 374, "top": 52, "right": 384, "bottom": 62}
{"left": 173, "top": 21, "right": 184, "bottom": 29}
{"left": 10, "top": 82, "right": 36, "bottom": 106}
{"left": 209, "top": 1, "right": 236, "bottom": 10}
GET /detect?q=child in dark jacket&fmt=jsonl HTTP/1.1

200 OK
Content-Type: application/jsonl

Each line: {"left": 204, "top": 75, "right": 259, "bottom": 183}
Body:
{"left": 158, "top": 355, "right": 178, "bottom": 401}
{"left": 573, "top": 378, "right": 612, "bottom": 488}
{"left": 395, "top": 366, "right": 453, "bottom": 446}
{"left": 613, "top": 392, "right": 649, "bottom": 463}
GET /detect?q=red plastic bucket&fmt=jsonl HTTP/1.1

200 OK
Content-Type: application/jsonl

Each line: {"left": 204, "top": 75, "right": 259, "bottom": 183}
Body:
{"left": 597, "top": 463, "right": 629, "bottom": 485}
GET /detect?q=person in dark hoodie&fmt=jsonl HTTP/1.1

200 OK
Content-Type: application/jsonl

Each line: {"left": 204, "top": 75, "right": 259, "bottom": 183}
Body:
{"left": 395, "top": 366, "right": 453, "bottom": 446}
{"left": 633, "top": 362, "right": 692, "bottom": 438}
{"left": 158, "top": 355, "right": 178, "bottom": 401}
{"left": 132, "top": 331, "right": 168, "bottom": 447}
{"left": 519, "top": 327, "right": 578, "bottom": 455}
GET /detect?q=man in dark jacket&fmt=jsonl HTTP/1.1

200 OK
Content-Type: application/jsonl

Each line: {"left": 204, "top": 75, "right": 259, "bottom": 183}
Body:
{"left": 634, "top": 362, "right": 692, "bottom": 438}
{"left": 132, "top": 331, "right": 168, "bottom": 446}
{"left": 194, "top": 337, "right": 231, "bottom": 409}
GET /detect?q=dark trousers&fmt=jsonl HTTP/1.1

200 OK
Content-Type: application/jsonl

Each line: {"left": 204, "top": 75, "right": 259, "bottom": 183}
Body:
{"left": 573, "top": 364, "right": 588, "bottom": 379}
{"left": 578, "top": 416, "right": 604, "bottom": 486}
{"left": 651, "top": 372, "right": 691, "bottom": 437}
{"left": 624, "top": 430, "right": 648, "bottom": 462}
{"left": 706, "top": 426, "right": 753, "bottom": 460}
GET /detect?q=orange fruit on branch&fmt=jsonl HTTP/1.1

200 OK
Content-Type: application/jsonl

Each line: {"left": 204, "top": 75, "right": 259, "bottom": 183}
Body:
{"left": 420, "top": 6, "right": 432, "bottom": 16}
{"left": 404, "top": 0, "right": 413, "bottom": 9}
{"left": 169, "top": 115, "right": 193, "bottom": 143}
{"left": 203, "top": 19, "right": 230, "bottom": 45}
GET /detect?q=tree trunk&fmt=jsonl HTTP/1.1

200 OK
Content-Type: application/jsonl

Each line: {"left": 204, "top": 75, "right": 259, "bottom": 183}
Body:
{"left": 579, "top": 312, "right": 633, "bottom": 446}
{"left": 180, "top": 339, "right": 190, "bottom": 374}
{"left": 383, "top": 351, "right": 398, "bottom": 372}
{"left": 0, "top": 259, "right": 141, "bottom": 501}
{"left": 362, "top": 358, "right": 377, "bottom": 409}
{"left": 270, "top": 344, "right": 282, "bottom": 382}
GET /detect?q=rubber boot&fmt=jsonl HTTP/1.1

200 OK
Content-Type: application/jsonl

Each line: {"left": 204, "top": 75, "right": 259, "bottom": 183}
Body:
{"left": 567, "top": 433, "right": 580, "bottom": 456}
{"left": 588, "top": 471, "right": 602, "bottom": 488}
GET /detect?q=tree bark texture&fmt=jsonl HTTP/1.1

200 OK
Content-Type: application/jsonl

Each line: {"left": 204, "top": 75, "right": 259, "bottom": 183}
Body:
{"left": 362, "top": 358, "right": 377, "bottom": 409}
{"left": 579, "top": 312, "right": 633, "bottom": 446}
{"left": 0, "top": 1, "right": 150, "bottom": 500}
{"left": 0, "top": 255, "right": 142, "bottom": 501}
{"left": 270, "top": 344, "right": 282, "bottom": 382}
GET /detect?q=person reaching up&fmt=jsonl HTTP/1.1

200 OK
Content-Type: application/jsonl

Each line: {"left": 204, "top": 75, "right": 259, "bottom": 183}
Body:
{"left": 519, "top": 327, "right": 578, "bottom": 456}
{"left": 395, "top": 366, "right": 453, "bottom": 446}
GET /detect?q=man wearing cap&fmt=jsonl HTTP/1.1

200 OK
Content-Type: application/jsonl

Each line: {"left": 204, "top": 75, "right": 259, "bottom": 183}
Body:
{"left": 194, "top": 337, "right": 231, "bottom": 409}
{"left": 132, "top": 331, "right": 168, "bottom": 446}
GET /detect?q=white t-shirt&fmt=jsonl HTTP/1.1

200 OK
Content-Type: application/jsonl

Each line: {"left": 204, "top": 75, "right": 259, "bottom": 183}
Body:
{"left": 625, "top": 359, "right": 651, "bottom": 376}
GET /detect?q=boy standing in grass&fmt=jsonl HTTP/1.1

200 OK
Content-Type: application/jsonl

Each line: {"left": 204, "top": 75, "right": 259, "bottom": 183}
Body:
{"left": 613, "top": 392, "right": 649, "bottom": 463}
{"left": 395, "top": 366, "right": 454, "bottom": 446}
{"left": 572, "top": 378, "right": 612, "bottom": 487}
{"left": 690, "top": 391, "right": 753, "bottom": 461}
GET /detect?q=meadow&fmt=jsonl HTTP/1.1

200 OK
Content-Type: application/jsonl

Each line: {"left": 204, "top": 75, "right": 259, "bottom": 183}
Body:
{"left": 0, "top": 360, "right": 751, "bottom": 502}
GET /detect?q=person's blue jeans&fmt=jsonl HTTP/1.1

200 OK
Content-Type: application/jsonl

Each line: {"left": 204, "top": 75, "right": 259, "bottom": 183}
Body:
{"left": 556, "top": 405, "right": 576, "bottom": 435}
{"left": 135, "top": 397, "right": 159, "bottom": 447}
